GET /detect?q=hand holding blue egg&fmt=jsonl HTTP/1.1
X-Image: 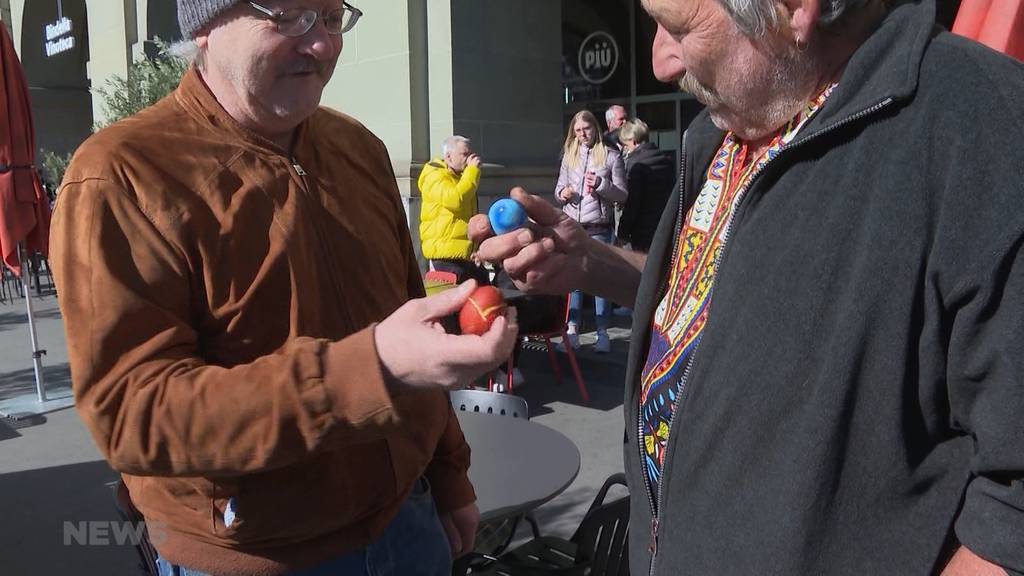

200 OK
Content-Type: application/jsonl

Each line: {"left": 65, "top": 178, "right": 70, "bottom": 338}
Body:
{"left": 488, "top": 198, "right": 528, "bottom": 235}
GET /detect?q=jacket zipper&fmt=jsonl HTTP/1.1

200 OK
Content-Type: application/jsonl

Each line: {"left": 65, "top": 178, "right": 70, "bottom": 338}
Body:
{"left": 289, "top": 157, "right": 355, "bottom": 328}
{"left": 640, "top": 133, "right": 687, "bottom": 569}
{"left": 642, "top": 97, "right": 894, "bottom": 576}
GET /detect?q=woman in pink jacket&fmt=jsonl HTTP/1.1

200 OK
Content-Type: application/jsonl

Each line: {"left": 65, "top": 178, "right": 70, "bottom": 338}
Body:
{"left": 555, "top": 110, "right": 628, "bottom": 352}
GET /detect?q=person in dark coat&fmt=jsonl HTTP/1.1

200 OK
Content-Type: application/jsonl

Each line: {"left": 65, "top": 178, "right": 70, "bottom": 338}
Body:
{"left": 470, "top": 0, "right": 1024, "bottom": 573}
{"left": 602, "top": 104, "right": 627, "bottom": 150}
{"left": 616, "top": 119, "right": 676, "bottom": 253}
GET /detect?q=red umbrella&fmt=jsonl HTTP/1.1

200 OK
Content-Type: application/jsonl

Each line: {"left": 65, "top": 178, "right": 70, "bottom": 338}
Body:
{"left": 1, "top": 23, "right": 53, "bottom": 405}
{"left": 953, "top": 0, "right": 1024, "bottom": 60}
{"left": 1, "top": 23, "right": 52, "bottom": 277}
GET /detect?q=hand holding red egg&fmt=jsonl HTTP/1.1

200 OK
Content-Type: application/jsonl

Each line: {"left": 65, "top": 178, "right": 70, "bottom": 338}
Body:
{"left": 459, "top": 285, "right": 506, "bottom": 335}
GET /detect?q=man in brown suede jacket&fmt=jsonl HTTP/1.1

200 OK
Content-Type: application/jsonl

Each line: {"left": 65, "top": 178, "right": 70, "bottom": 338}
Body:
{"left": 49, "top": 1, "right": 518, "bottom": 575}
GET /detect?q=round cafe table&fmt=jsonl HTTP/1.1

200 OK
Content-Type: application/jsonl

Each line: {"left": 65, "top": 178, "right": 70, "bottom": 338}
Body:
{"left": 456, "top": 411, "right": 581, "bottom": 523}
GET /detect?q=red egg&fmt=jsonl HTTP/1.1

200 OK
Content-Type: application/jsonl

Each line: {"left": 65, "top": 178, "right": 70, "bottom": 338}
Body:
{"left": 459, "top": 286, "right": 506, "bottom": 335}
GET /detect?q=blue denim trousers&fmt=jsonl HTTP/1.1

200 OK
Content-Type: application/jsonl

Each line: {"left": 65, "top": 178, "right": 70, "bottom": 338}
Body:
{"left": 156, "top": 478, "right": 452, "bottom": 576}
{"left": 568, "top": 231, "right": 613, "bottom": 331}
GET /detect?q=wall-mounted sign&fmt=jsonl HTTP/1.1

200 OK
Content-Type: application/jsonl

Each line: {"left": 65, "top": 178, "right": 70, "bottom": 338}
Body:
{"left": 578, "top": 31, "right": 619, "bottom": 85}
{"left": 44, "top": 16, "right": 75, "bottom": 57}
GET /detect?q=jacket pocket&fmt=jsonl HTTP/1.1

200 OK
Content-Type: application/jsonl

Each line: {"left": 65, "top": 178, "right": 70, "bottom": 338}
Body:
{"left": 129, "top": 474, "right": 217, "bottom": 539}
{"left": 211, "top": 440, "right": 400, "bottom": 546}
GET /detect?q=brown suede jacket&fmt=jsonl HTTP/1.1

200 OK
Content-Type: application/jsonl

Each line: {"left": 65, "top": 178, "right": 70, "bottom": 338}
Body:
{"left": 50, "top": 69, "right": 475, "bottom": 576}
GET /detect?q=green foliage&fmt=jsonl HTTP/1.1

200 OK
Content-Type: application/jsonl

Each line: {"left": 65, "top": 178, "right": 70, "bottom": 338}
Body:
{"left": 39, "top": 149, "right": 73, "bottom": 191}
{"left": 94, "top": 38, "right": 188, "bottom": 128}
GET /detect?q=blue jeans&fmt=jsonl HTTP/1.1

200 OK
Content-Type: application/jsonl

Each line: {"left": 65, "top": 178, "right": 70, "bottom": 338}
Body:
{"left": 156, "top": 478, "right": 452, "bottom": 576}
{"left": 568, "top": 231, "right": 613, "bottom": 331}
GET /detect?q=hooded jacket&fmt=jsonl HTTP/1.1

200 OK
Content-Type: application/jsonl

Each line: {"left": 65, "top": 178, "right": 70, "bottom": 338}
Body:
{"left": 624, "top": 2, "right": 1024, "bottom": 574}
{"left": 50, "top": 69, "right": 475, "bottom": 576}
{"left": 417, "top": 159, "right": 480, "bottom": 260}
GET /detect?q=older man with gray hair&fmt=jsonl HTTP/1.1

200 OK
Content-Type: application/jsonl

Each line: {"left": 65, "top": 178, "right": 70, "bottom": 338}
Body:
{"left": 50, "top": 1, "right": 518, "bottom": 575}
{"left": 418, "top": 135, "right": 487, "bottom": 285}
{"left": 472, "top": 0, "right": 1024, "bottom": 574}
{"left": 603, "top": 104, "right": 628, "bottom": 149}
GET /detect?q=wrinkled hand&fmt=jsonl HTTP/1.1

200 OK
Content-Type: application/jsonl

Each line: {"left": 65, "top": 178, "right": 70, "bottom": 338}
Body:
{"left": 467, "top": 154, "right": 482, "bottom": 168}
{"left": 374, "top": 281, "right": 518, "bottom": 390}
{"left": 940, "top": 547, "right": 1007, "bottom": 576}
{"left": 469, "top": 187, "right": 590, "bottom": 295}
{"left": 440, "top": 502, "right": 480, "bottom": 558}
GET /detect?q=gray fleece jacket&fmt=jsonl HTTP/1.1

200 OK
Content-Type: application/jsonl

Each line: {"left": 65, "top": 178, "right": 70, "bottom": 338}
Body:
{"left": 623, "top": 1, "right": 1024, "bottom": 574}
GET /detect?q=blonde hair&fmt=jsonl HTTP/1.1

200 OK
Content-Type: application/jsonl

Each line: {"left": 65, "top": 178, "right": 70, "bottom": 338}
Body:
{"left": 619, "top": 119, "right": 650, "bottom": 145}
{"left": 562, "top": 110, "right": 608, "bottom": 171}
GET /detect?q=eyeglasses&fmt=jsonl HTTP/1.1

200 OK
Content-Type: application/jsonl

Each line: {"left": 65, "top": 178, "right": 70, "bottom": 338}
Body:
{"left": 248, "top": 2, "right": 362, "bottom": 37}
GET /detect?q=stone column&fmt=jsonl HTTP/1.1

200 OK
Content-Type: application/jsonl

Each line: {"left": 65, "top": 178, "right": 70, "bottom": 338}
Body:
{"left": 449, "top": 0, "right": 563, "bottom": 205}
{"left": 322, "top": 0, "right": 430, "bottom": 259}
{"left": 321, "top": 0, "right": 563, "bottom": 266}
{"left": 5, "top": 0, "right": 25, "bottom": 52}
{"left": 85, "top": 0, "right": 132, "bottom": 126}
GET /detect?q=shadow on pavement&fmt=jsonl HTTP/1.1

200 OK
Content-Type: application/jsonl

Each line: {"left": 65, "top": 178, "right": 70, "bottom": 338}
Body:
{"left": 514, "top": 345, "right": 627, "bottom": 416}
{"left": 0, "top": 305, "right": 62, "bottom": 333}
{"left": 507, "top": 478, "right": 632, "bottom": 546}
{"left": 0, "top": 363, "right": 72, "bottom": 403}
{"left": 0, "top": 460, "right": 142, "bottom": 575}
{"left": 0, "top": 417, "right": 22, "bottom": 440}
{"left": 0, "top": 414, "right": 48, "bottom": 440}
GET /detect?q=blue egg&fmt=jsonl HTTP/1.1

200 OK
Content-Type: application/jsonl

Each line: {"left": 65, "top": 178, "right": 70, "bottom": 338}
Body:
{"left": 488, "top": 198, "right": 528, "bottom": 235}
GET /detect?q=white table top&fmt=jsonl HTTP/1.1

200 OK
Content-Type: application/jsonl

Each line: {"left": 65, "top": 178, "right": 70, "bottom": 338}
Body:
{"left": 457, "top": 410, "right": 581, "bottom": 523}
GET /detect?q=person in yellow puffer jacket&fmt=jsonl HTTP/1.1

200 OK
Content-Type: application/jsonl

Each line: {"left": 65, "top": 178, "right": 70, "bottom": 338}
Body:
{"left": 418, "top": 135, "right": 488, "bottom": 284}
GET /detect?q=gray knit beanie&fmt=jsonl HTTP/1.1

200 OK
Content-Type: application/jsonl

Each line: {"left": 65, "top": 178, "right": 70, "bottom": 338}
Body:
{"left": 177, "top": 0, "right": 242, "bottom": 39}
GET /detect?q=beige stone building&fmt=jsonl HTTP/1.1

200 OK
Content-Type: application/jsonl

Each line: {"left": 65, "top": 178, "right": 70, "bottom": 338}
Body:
{"left": 1, "top": 0, "right": 701, "bottom": 258}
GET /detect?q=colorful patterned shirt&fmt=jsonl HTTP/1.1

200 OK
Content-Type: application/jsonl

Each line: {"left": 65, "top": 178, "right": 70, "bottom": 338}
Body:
{"left": 639, "top": 84, "right": 837, "bottom": 509}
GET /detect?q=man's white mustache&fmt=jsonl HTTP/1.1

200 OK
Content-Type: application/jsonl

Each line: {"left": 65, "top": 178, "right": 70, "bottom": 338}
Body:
{"left": 678, "top": 73, "right": 718, "bottom": 106}
{"left": 286, "top": 60, "right": 324, "bottom": 75}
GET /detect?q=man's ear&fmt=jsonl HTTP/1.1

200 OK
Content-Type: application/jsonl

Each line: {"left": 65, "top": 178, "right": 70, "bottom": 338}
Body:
{"left": 195, "top": 33, "right": 210, "bottom": 50}
{"left": 778, "top": 0, "right": 821, "bottom": 45}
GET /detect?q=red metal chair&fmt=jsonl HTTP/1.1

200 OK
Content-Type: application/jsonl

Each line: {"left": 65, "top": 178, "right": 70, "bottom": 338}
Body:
{"left": 423, "top": 269, "right": 458, "bottom": 295}
{"left": 426, "top": 269, "right": 589, "bottom": 403}
{"left": 489, "top": 293, "right": 589, "bottom": 404}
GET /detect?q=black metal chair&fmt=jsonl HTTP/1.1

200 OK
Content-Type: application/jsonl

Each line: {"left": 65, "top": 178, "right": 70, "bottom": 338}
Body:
{"left": 0, "top": 263, "right": 21, "bottom": 302}
{"left": 0, "top": 265, "right": 11, "bottom": 302}
{"left": 31, "top": 252, "right": 54, "bottom": 296}
{"left": 455, "top": 473, "right": 630, "bottom": 576}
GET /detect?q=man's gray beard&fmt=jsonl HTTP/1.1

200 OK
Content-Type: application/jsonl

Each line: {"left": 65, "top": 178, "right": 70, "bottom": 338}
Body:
{"left": 676, "top": 48, "right": 815, "bottom": 140}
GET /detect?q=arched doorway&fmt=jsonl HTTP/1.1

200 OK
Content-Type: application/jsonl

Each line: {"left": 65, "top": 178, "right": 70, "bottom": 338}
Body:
{"left": 20, "top": 0, "right": 92, "bottom": 161}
